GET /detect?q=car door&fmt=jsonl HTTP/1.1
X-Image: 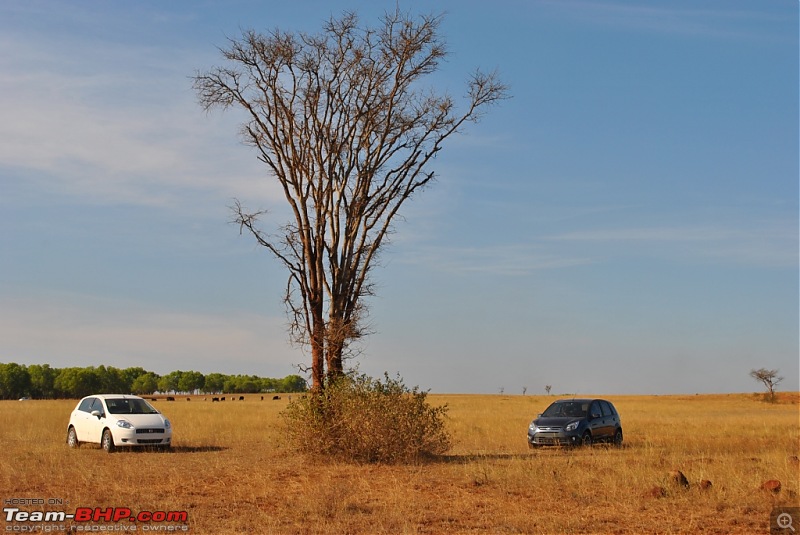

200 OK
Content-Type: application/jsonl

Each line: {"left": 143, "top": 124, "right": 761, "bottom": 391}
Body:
{"left": 600, "top": 400, "right": 618, "bottom": 435}
{"left": 72, "top": 397, "right": 96, "bottom": 442}
{"left": 588, "top": 401, "right": 608, "bottom": 440}
{"left": 85, "top": 397, "right": 107, "bottom": 443}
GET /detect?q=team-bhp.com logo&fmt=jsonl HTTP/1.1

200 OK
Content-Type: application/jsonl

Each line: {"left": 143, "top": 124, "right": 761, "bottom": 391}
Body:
{"left": 4, "top": 501, "right": 189, "bottom": 532}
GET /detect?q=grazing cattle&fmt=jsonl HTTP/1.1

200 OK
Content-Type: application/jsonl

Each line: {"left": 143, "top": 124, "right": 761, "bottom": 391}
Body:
{"left": 221, "top": 396, "right": 225, "bottom": 401}
{"left": 212, "top": 397, "right": 219, "bottom": 402}
{"left": 261, "top": 396, "right": 264, "bottom": 401}
{"left": 239, "top": 396, "right": 245, "bottom": 401}
{"left": 186, "top": 398, "right": 191, "bottom": 401}
{"left": 166, "top": 396, "right": 175, "bottom": 401}
{"left": 150, "top": 398, "right": 158, "bottom": 401}
{"left": 273, "top": 395, "right": 281, "bottom": 400}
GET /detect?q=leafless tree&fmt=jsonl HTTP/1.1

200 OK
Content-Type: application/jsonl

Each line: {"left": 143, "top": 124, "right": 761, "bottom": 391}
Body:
{"left": 194, "top": 11, "right": 507, "bottom": 391}
{"left": 749, "top": 368, "right": 783, "bottom": 402}
{"left": 545, "top": 385, "right": 552, "bottom": 395}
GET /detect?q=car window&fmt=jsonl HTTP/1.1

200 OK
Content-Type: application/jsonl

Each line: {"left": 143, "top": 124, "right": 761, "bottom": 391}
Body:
{"left": 106, "top": 398, "right": 159, "bottom": 415}
{"left": 542, "top": 402, "right": 588, "bottom": 418}
{"left": 599, "top": 401, "right": 612, "bottom": 416}
{"left": 89, "top": 398, "right": 105, "bottom": 415}
{"left": 589, "top": 401, "right": 602, "bottom": 418}
{"left": 78, "top": 397, "right": 95, "bottom": 413}
{"left": 105, "top": 399, "right": 124, "bottom": 413}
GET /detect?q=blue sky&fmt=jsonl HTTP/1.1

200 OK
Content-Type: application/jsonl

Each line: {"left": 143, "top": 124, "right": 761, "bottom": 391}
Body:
{"left": 0, "top": 0, "right": 797, "bottom": 395}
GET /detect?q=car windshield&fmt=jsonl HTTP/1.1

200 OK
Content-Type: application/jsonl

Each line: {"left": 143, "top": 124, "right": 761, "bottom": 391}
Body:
{"left": 105, "top": 398, "right": 159, "bottom": 415}
{"left": 542, "top": 401, "right": 588, "bottom": 418}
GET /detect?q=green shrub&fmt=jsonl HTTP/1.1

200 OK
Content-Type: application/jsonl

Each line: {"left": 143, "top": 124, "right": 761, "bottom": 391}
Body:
{"left": 281, "top": 372, "right": 451, "bottom": 463}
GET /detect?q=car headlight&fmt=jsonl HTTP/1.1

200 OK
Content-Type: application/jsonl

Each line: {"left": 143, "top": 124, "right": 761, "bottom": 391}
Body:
{"left": 164, "top": 419, "right": 171, "bottom": 429}
{"left": 565, "top": 421, "right": 579, "bottom": 432}
{"left": 529, "top": 422, "right": 537, "bottom": 431}
{"left": 116, "top": 420, "right": 133, "bottom": 429}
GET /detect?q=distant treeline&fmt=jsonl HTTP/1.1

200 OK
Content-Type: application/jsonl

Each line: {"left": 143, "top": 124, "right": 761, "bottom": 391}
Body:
{"left": 0, "top": 362, "right": 307, "bottom": 400}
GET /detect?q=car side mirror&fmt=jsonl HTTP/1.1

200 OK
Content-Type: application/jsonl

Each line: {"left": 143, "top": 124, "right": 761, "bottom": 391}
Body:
{"left": 537, "top": 413, "right": 542, "bottom": 418}
{"left": 91, "top": 410, "right": 103, "bottom": 419}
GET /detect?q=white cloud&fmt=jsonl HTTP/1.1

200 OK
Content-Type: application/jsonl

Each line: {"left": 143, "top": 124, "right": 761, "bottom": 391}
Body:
{"left": 0, "top": 31, "right": 282, "bottom": 209}
{"left": 391, "top": 218, "right": 797, "bottom": 276}
{"left": 397, "top": 243, "right": 593, "bottom": 276}
{"left": 0, "top": 293, "right": 302, "bottom": 376}
{"left": 535, "top": 1, "right": 791, "bottom": 42}
{"left": 546, "top": 220, "right": 798, "bottom": 268}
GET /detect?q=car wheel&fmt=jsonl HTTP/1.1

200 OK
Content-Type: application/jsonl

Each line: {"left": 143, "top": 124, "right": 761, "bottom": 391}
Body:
{"left": 101, "top": 429, "right": 116, "bottom": 453}
{"left": 613, "top": 429, "right": 623, "bottom": 447}
{"left": 581, "top": 431, "right": 593, "bottom": 447}
{"left": 67, "top": 427, "right": 80, "bottom": 448}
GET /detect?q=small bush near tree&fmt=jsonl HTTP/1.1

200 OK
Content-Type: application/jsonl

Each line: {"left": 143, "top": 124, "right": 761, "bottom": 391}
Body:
{"left": 281, "top": 372, "right": 451, "bottom": 463}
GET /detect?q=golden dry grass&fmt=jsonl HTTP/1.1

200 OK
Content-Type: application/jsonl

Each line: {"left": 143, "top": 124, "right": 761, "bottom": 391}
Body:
{"left": 1, "top": 393, "right": 797, "bottom": 534}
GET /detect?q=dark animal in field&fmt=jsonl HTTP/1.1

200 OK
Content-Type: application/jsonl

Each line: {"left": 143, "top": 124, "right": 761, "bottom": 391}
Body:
{"left": 221, "top": 397, "right": 226, "bottom": 401}
{"left": 239, "top": 396, "right": 245, "bottom": 401}
{"left": 166, "top": 397, "right": 175, "bottom": 401}
{"left": 273, "top": 395, "right": 281, "bottom": 400}
{"left": 212, "top": 397, "right": 219, "bottom": 402}
{"left": 187, "top": 398, "right": 190, "bottom": 401}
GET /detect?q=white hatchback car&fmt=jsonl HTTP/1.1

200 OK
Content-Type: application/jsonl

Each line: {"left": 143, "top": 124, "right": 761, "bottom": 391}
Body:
{"left": 67, "top": 394, "right": 172, "bottom": 452}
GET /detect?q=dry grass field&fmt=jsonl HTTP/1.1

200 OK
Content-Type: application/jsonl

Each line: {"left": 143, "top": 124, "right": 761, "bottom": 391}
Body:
{"left": 1, "top": 393, "right": 797, "bottom": 534}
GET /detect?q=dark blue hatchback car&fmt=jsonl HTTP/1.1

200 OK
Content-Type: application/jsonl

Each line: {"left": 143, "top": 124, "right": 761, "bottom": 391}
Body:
{"left": 528, "top": 398, "right": 623, "bottom": 448}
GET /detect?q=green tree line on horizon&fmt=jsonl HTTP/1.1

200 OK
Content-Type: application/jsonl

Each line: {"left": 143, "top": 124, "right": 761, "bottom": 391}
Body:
{"left": 0, "top": 362, "right": 307, "bottom": 400}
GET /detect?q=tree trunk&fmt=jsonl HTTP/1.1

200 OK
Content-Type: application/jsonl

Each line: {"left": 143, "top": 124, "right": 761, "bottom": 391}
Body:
{"left": 326, "top": 341, "right": 344, "bottom": 382}
{"left": 309, "top": 301, "right": 325, "bottom": 393}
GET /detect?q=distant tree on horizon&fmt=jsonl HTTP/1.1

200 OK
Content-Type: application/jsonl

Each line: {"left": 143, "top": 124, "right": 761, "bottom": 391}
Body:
{"left": 749, "top": 368, "right": 783, "bottom": 402}
{"left": 0, "top": 362, "right": 307, "bottom": 398}
{"left": 0, "top": 363, "right": 31, "bottom": 400}
{"left": 131, "top": 372, "right": 159, "bottom": 395}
